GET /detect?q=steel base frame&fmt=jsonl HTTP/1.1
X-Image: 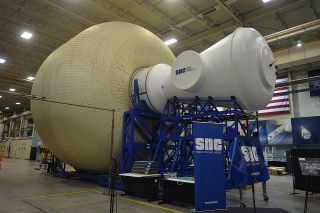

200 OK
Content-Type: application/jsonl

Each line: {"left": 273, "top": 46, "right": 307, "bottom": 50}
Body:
{"left": 47, "top": 156, "right": 124, "bottom": 189}
{"left": 156, "top": 96, "right": 259, "bottom": 176}
{"left": 121, "top": 109, "right": 160, "bottom": 172}
{"left": 120, "top": 79, "right": 160, "bottom": 173}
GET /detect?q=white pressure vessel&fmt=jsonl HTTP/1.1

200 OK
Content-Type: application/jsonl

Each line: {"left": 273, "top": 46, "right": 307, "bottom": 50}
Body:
{"left": 132, "top": 27, "right": 277, "bottom": 113}
{"left": 130, "top": 64, "right": 172, "bottom": 112}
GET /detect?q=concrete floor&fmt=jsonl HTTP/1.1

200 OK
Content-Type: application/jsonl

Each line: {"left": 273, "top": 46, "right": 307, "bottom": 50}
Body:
{"left": 0, "top": 158, "right": 319, "bottom": 213}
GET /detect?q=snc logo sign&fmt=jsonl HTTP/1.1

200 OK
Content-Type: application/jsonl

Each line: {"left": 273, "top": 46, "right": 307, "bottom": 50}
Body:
{"left": 241, "top": 146, "right": 259, "bottom": 163}
{"left": 195, "top": 138, "right": 222, "bottom": 151}
{"left": 175, "top": 66, "right": 195, "bottom": 75}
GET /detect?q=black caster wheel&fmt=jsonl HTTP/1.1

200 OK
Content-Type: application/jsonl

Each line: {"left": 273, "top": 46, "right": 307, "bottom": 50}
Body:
{"left": 240, "top": 203, "right": 246, "bottom": 208}
{"left": 263, "top": 195, "right": 269, "bottom": 201}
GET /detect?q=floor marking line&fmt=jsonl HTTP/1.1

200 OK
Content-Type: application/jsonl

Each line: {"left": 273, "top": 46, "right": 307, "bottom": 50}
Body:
{"left": 22, "top": 200, "right": 49, "bottom": 213}
{"left": 88, "top": 189, "right": 105, "bottom": 194}
{"left": 0, "top": 189, "right": 98, "bottom": 203}
{"left": 89, "top": 189, "right": 184, "bottom": 213}
{"left": 119, "top": 196, "right": 184, "bottom": 213}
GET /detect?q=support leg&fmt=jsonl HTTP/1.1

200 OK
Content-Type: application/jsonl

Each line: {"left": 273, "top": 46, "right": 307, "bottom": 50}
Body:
{"left": 252, "top": 184, "right": 256, "bottom": 213}
{"left": 304, "top": 175, "right": 310, "bottom": 213}
{"left": 290, "top": 175, "right": 299, "bottom": 195}
{"left": 239, "top": 187, "right": 246, "bottom": 208}
{"left": 262, "top": 181, "right": 269, "bottom": 201}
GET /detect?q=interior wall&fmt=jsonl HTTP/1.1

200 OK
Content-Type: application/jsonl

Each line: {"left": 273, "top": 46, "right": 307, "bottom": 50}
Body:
{"left": 258, "top": 70, "right": 320, "bottom": 162}
{"left": 259, "top": 70, "right": 320, "bottom": 121}
{"left": 259, "top": 72, "right": 294, "bottom": 121}
{"left": 292, "top": 71, "right": 320, "bottom": 117}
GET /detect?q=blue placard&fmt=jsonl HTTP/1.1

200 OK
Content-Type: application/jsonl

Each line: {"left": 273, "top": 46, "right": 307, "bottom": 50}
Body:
{"left": 227, "top": 136, "right": 269, "bottom": 188}
{"left": 251, "top": 119, "right": 293, "bottom": 145}
{"left": 193, "top": 122, "right": 226, "bottom": 212}
{"left": 291, "top": 116, "right": 320, "bottom": 144}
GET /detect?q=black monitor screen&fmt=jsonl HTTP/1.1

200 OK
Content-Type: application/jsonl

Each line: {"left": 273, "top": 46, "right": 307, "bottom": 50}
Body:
{"left": 291, "top": 149, "right": 320, "bottom": 193}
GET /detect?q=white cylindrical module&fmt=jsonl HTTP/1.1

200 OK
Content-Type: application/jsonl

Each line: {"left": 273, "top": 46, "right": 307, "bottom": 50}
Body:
{"left": 166, "top": 27, "right": 277, "bottom": 111}
{"left": 131, "top": 27, "right": 277, "bottom": 112}
{"left": 130, "top": 64, "right": 171, "bottom": 113}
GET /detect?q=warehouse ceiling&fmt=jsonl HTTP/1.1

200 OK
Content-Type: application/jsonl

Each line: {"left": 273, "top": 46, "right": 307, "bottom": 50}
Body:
{"left": 0, "top": 0, "right": 319, "bottom": 115}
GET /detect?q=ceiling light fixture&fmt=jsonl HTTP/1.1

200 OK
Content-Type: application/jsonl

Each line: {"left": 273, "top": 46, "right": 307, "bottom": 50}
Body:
{"left": 5, "top": 107, "right": 10, "bottom": 110}
{"left": 0, "top": 95, "right": 2, "bottom": 98}
{"left": 16, "top": 102, "right": 21, "bottom": 105}
{"left": 262, "top": 0, "right": 271, "bottom": 3}
{"left": 0, "top": 58, "right": 6, "bottom": 63}
{"left": 164, "top": 38, "right": 178, "bottom": 46}
{"left": 296, "top": 41, "right": 303, "bottom": 47}
{"left": 9, "top": 88, "right": 16, "bottom": 92}
{"left": 26, "top": 76, "right": 35, "bottom": 81}
{"left": 21, "top": 31, "right": 33, "bottom": 39}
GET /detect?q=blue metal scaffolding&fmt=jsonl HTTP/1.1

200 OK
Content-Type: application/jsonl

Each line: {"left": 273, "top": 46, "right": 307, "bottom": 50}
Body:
{"left": 121, "top": 80, "right": 160, "bottom": 173}
{"left": 120, "top": 81, "right": 260, "bottom": 178}
{"left": 156, "top": 96, "right": 259, "bottom": 177}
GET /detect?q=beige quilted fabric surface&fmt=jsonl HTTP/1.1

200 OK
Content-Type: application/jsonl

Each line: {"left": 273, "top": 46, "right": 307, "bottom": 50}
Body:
{"left": 31, "top": 22, "right": 175, "bottom": 173}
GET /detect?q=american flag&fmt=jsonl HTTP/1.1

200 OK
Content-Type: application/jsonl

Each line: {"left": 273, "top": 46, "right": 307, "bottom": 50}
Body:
{"left": 258, "top": 76, "right": 291, "bottom": 116}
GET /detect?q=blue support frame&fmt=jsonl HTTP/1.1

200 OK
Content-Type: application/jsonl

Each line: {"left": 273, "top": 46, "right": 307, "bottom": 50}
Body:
{"left": 47, "top": 155, "right": 125, "bottom": 188}
{"left": 156, "top": 96, "right": 259, "bottom": 176}
{"left": 120, "top": 80, "right": 160, "bottom": 173}
{"left": 121, "top": 81, "right": 260, "bottom": 180}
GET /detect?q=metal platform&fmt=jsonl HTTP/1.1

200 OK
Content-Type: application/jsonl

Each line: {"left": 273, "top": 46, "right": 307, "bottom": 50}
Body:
{"left": 120, "top": 173, "right": 161, "bottom": 201}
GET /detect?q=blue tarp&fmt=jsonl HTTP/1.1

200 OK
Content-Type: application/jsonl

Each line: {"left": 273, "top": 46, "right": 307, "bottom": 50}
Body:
{"left": 227, "top": 136, "right": 270, "bottom": 188}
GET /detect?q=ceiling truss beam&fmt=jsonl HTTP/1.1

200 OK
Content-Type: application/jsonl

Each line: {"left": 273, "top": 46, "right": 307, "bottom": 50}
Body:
{"left": 214, "top": 0, "right": 243, "bottom": 26}
{"left": 0, "top": 24, "right": 57, "bottom": 51}
{"left": 0, "top": 8, "right": 67, "bottom": 43}
{"left": 265, "top": 19, "right": 320, "bottom": 43}
{"left": 173, "top": 0, "right": 306, "bottom": 51}
{"left": 97, "top": 0, "right": 160, "bottom": 34}
{"left": 275, "top": 12, "right": 288, "bottom": 29}
{"left": 179, "top": 0, "right": 212, "bottom": 29}
{"left": 307, "top": 0, "right": 319, "bottom": 19}
{"left": 43, "top": 0, "right": 97, "bottom": 26}
{"left": 1, "top": 1, "right": 79, "bottom": 36}
{"left": 125, "top": 0, "right": 193, "bottom": 37}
